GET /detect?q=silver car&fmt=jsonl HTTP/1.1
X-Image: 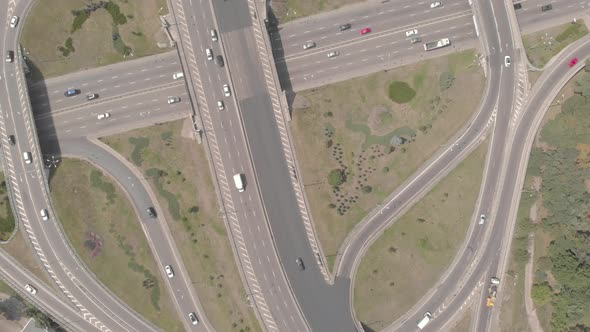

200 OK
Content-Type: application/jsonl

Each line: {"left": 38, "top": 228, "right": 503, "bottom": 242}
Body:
{"left": 223, "top": 84, "right": 231, "bottom": 97}
{"left": 327, "top": 51, "right": 340, "bottom": 58}
{"left": 167, "top": 97, "right": 181, "bottom": 104}
{"left": 303, "top": 41, "right": 316, "bottom": 50}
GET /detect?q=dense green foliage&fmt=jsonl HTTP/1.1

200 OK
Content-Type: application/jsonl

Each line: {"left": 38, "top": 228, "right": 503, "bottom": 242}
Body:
{"left": 387, "top": 81, "right": 416, "bottom": 103}
{"left": 527, "top": 71, "right": 590, "bottom": 331}
{"left": 328, "top": 169, "right": 345, "bottom": 186}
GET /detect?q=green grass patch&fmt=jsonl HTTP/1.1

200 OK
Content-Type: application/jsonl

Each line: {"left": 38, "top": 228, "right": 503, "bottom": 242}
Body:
{"left": 523, "top": 21, "right": 589, "bottom": 68}
{"left": 21, "top": 0, "right": 170, "bottom": 81}
{"left": 0, "top": 174, "right": 16, "bottom": 241}
{"left": 290, "top": 50, "right": 483, "bottom": 270}
{"left": 275, "top": 0, "right": 361, "bottom": 23}
{"left": 388, "top": 81, "right": 416, "bottom": 103}
{"left": 101, "top": 120, "right": 261, "bottom": 332}
{"left": 128, "top": 136, "right": 149, "bottom": 166}
{"left": 50, "top": 159, "right": 182, "bottom": 331}
{"left": 354, "top": 140, "right": 488, "bottom": 329}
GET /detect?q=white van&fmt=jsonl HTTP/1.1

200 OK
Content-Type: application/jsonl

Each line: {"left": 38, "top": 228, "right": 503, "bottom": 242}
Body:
{"left": 233, "top": 173, "right": 244, "bottom": 192}
{"left": 172, "top": 72, "right": 184, "bottom": 80}
{"left": 23, "top": 152, "right": 32, "bottom": 164}
{"left": 417, "top": 312, "right": 432, "bottom": 330}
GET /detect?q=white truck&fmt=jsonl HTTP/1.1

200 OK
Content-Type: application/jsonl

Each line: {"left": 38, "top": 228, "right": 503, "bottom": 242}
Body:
{"left": 423, "top": 38, "right": 451, "bottom": 51}
{"left": 233, "top": 173, "right": 245, "bottom": 192}
{"left": 417, "top": 311, "right": 432, "bottom": 329}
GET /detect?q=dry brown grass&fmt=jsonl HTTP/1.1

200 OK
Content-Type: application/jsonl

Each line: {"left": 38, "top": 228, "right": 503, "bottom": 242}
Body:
{"left": 290, "top": 50, "right": 484, "bottom": 270}
{"left": 101, "top": 119, "right": 261, "bottom": 332}
{"left": 271, "top": 0, "right": 360, "bottom": 23}
{"left": 353, "top": 140, "right": 487, "bottom": 328}
{"left": 21, "top": 0, "right": 169, "bottom": 82}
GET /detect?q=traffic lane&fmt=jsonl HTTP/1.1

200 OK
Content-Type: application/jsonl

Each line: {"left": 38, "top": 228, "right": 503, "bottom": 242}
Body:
{"left": 286, "top": 30, "right": 476, "bottom": 90}
{"left": 278, "top": 12, "right": 473, "bottom": 63}
{"left": 214, "top": 1, "right": 349, "bottom": 330}
{"left": 212, "top": 4, "right": 313, "bottom": 332}
{"left": 240, "top": 93, "right": 356, "bottom": 332}
{"left": 57, "top": 139, "right": 209, "bottom": 331}
{"left": 275, "top": 0, "right": 470, "bottom": 49}
{"left": 27, "top": 51, "right": 179, "bottom": 91}
{"left": 17, "top": 164, "right": 156, "bottom": 331}
{"left": 32, "top": 82, "right": 187, "bottom": 123}
{"left": 282, "top": 19, "right": 474, "bottom": 74}
{"left": 34, "top": 94, "right": 190, "bottom": 139}
{"left": 515, "top": 0, "right": 584, "bottom": 21}
{"left": 274, "top": 2, "right": 472, "bottom": 56}
{"left": 29, "top": 69, "right": 184, "bottom": 112}
{"left": 0, "top": 253, "right": 101, "bottom": 332}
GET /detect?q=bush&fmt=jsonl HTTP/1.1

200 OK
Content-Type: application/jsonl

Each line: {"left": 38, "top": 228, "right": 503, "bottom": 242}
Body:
{"left": 439, "top": 71, "right": 455, "bottom": 90}
{"left": 361, "top": 185, "right": 372, "bottom": 193}
{"left": 388, "top": 81, "right": 416, "bottom": 103}
{"left": 328, "top": 169, "right": 345, "bottom": 186}
{"left": 106, "top": 1, "right": 128, "bottom": 25}
{"left": 531, "top": 282, "right": 552, "bottom": 305}
{"left": 71, "top": 10, "right": 90, "bottom": 32}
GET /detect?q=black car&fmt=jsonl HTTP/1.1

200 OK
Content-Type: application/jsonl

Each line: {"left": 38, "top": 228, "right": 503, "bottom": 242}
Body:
{"left": 215, "top": 55, "right": 224, "bottom": 67}
{"left": 147, "top": 207, "right": 157, "bottom": 218}
{"left": 296, "top": 257, "right": 305, "bottom": 271}
{"left": 513, "top": 3, "right": 522, "bottom": 10}
{"left": 8, "top": 135, "right": 15, "bottom": 146}
{"left": 339, "top": 23, "right": 351, "bottom": 31}
{"left": 541, "top": 4, "right": 552, "bottom": 11}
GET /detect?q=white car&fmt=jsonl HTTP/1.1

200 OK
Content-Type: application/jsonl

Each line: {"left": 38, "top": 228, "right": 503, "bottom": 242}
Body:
{"left": 504, "top": 56, "right": 511, "bottom": 67}
{"left": 405, "top": 29, "right": 418, "bottom": 37}
{"left": 9, "top": 16, "right": 19, "bottom": 28}
{"left": 165, "top": 265, "right": 174, "bottom": 278}
{"left": 430, "top": 1, "right": 442, "bottom": 8}
{"left": 206, "top": 48, "right": 213, "bottom": 61}
{"left": 25, "top": 284, "right": 37, "bottom": 295}
{"left": 188, "top": 312, "right": 199, "bottom": 325}
{"left": 491, "top": 277, "right": 500, "bottom": 285}
{"left": 479, "top": 214, "right": 486, "bottom": 224}
{"left": 303, "top": 41, "right": 316, "bottom": 50}
{"left": 167, "top": 97, "right": 181, "bottom": 104}
{"left": 217, "top": 100, "right": 225, "bottom": 110}
{"left": 40, "top": 209, "right": 49, "bottom": 221}
{"left": 210, "top": 29, "right": 218, "bottom": 42}
{"left": 223, "top": 84, "right": 231, "bottom": 97}
{"left": 327, "top": 51, "right": 340, "bottom": 58}
{"left": 97, "top": 112, "right": 110, "bottom": 120}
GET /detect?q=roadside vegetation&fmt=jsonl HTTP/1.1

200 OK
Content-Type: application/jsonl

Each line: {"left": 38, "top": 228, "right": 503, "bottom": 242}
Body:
{"left": 503, "top": 67, "right": 590, "bottom": 331}
{"left": 523, "top": 20, "right": 588, "bottom": 68}
{"left": 290, "top": 50, "right": 484, "bottom": 271}
{"left": 49, "top": 158, "right": 183, "bottom": 332}
{"left": 21, "top": 0, "right": 169, "bottom": 81}
{"left": 101, "top": 119, "right": 261, "bottom": 332}
{"left": 354, "top": 141, "right": 488, "bottom": 329}
{"left": 0, "top": 174, "right": 16, "bottom": 241}
{"left": 0, "top": 279, "right": 65, "bottom": 331}
{"left": 271, "top": 0, "right": 360, "bottom": 23}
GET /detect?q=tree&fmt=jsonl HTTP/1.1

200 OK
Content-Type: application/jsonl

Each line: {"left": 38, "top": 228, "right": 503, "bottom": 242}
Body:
{"left": 361, "top": 185, "right": 372, "bottom": 193}
{"left": 531, "top": 282, "right": 553, "bottom": 305}
{"left": 327, "top": 169, "right": 345, "bottom": 186}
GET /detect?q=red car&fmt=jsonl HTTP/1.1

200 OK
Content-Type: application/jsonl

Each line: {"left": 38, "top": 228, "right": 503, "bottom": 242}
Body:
{"left": 569, "top": 57, "right": 579, "bottom": 67}
{"left": 360, "top": 27, "right": 371, "bottom": 35}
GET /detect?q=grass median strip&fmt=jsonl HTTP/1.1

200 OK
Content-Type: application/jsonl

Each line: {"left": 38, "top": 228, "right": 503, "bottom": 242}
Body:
{"left": 21, "top": 0, "right": 169, "bottom": 81}
{"left": 50, "top": 158, "right": 183, "bottom": 332}
{"left": 523, "top": 20, "right": 588, "bottom": 68}
{"left": 290, "top": 50, "right": 484, "bottom": 271}
{"left": 354, "top": 140, "right": 488, "bottom": 330}
{"left": 101, "top": 119, "right": 261, "bottom": 332}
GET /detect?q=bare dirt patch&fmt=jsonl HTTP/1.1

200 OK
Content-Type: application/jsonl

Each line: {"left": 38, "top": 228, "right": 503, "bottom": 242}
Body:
{"left": 291, "top": 50, "right": 484, "bottom": 270}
